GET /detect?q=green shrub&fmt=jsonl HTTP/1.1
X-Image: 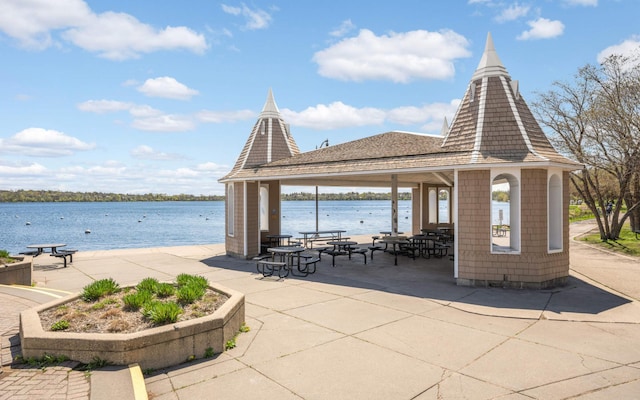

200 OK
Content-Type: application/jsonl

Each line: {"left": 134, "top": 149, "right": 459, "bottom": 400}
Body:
{"left": 0, "top": 249, "right": 15, "bottom": 263}
{"left": 16, "top": 353, "right": 69, "bottom": 370}
{"left": 82, "top": 278, "right": 120, "bottom": 302}
{"left": 176, "top": 274, "right": 208, "bottom": 290}
{"left": 122, "top": 291, "right": 152, "bottom": 311}
{"left": 143, "top": 301, "right": 183, "bottom": 325}
{"left": 156, "top": 282, "right": 176, "bottom": 298}
{"left": 176, "top": 284, "right": 205, "bottom": 305}
{"left": 51, "top": 320, "right": 70, "bottom": 331}
{"left": 137, "top": 277, "right": 160, "bottom": 293}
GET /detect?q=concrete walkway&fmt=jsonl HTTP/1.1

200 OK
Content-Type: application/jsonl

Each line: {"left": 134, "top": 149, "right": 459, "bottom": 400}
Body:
{"left": 1, "top": 222, "right": 639, "bottom": 399}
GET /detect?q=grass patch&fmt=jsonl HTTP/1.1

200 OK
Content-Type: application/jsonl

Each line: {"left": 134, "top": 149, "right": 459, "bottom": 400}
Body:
{"left": 15, "top": 353, "right": 69, "bottom": 370}
{"left": 51, "top": 320, "right": 70, "bottom": 331}
{"left": 136, "top": 277, "right": 160, "bottom": 293}
{"left": 39, "top": 274, "right": 227, "bottom": 333}
{"left": 143, "top": 301, "right": 183, "bottom": 325}
{"left": 82, "top": 278, "right": 120, "bottom": 302}
{"left": 177, "top": 284, "right": 206, "bottom": 305}
{"left": 581, "top": 225, "right": 640, "bottom": 256}
{"left": 122, "top": 290, "right": 153, "bottom": 311}
{"left": 0, "top": 249, "right": 16, "bottom": 264}
{"left": 156, "top": 282, "right": 176, "bottom": 297}
{"left": 569, "top": 204, "right": 595, "bottom": 222}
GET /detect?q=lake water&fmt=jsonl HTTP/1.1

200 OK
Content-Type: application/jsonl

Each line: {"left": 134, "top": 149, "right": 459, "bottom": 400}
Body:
{"left": 1, "top": 200, "right": 509, "bottom": 254}
{"left": 1, "top": 201, "right": 412, "bottom": 254}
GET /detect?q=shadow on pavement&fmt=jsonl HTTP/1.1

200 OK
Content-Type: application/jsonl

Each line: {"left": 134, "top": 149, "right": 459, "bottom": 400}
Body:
{"left": 200, "top": 254, "right": 630, "bottom": 317}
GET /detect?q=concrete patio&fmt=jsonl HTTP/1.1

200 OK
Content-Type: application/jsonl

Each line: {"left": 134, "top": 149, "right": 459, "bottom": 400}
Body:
{"left": 2, "top": 221, "right": 640, "bottom": 399}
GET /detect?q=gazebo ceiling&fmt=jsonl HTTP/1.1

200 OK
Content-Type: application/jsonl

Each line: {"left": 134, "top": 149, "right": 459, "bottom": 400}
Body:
{"left": 281, "top": 169, "right": 455, "bottom": 188}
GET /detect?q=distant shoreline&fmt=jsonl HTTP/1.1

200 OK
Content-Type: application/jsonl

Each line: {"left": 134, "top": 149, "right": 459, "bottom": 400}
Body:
{"left": 1, "top": 190, "right": 411, "bottom": 203}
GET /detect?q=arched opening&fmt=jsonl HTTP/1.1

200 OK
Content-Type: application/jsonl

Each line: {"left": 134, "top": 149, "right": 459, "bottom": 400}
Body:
{"left": 548, "top": 173, "right": 562, "bottom": 252}
{"left": 428, "top": 188, "right": 438, "bottom": 224}
{"left": 491, "top": 172, "right": 520, "bottom": 253}
{"left": 259, "top": 185, "right": 269, "bottom": 232}
{"left": 439, "top": 188, "right": 450, "bottom": 224}
{"left": 426, "top": 186, "right": 452, "bottom": 226}
{"left": 227, "top": 184, "right": 234, "bottom": 237}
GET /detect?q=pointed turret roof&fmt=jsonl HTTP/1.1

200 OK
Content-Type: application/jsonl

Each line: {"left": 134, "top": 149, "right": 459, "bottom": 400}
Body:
{"left": 442, "top": 33, "right": 575, "bottom": 165}
{"left": 220, "top": 34, "right": 580, "bottom": 186}
{"left": 220, "top": 89, "right": 300, "bottom": 181}
{"left": 471, "top": 32, "right": 509, "bottom": 80}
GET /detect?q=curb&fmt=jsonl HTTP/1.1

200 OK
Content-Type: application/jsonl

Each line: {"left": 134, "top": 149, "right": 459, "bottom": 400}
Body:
{"left": 90, "top": 363, "right": 148, "bottom": 400}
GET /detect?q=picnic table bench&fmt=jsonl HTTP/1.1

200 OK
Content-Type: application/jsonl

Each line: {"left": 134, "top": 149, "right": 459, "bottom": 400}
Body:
{"left": 51, "top": 250, "right": 77, "bottom": 268}
{"left": 298, "top": 230, "right": 347, "bottom": 248}
{"left": 21, "top": 244, "right": 77, "bottom": 268}
{"left": 254, "top": 247, "right": 320, "bottom": 278}
{"left": 634, "top": 229, "right": 640, "bottom": 240}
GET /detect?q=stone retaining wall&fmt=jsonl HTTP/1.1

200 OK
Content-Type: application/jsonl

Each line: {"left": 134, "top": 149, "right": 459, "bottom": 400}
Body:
{"left": 0, "top": 256, "right": 32, "bottom": 286}
{"left": 19, "top": 283, "right": 245, "bottom": 370}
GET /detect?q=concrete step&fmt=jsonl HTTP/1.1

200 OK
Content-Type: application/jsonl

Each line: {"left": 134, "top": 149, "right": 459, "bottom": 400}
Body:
{"left": 90, "top": 363, "right": 147, "bottom": 400}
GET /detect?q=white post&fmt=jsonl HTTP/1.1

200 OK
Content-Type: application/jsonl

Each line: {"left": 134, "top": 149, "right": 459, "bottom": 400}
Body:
{"left": 453, "top": 170, "right": 458, "bottom": 278}
{"left": 315, "top": 185, "right": 319, "bottom": 232}
{"left": 391, "top": 174, "right": 398, "bottom": 236}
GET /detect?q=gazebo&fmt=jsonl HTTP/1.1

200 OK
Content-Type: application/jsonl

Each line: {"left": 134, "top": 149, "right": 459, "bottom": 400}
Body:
{"left": 219, "top": 33, "right": 582, "bottom": 288}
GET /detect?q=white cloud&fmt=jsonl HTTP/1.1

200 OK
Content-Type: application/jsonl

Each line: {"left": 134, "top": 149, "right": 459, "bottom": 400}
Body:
{"left": 597, "top": 35, "right": 640, "bottom": 64}
{"left": 387, "top": 100, "right": 460, "bottom": 127}
{"left": 77, "top": 99, "right": 132, "bottom": 113}
{"left": 282, "top": 102, "right": 385, "bottom": 130}
{"left": 130, "top": 145, "right": 185, "bottom": 161}
{"left": 0, "top": 128, "right": 95, "bottom": 157}
{"left": 0, "top": 0, "right": 90, "bottom": 49}
{"left": 2, "top": 160, "right": 227, "bottom": 195}
{"left": 221, "top": 4, "right": 272, "bottom": 30}
{"left": 0, "top": 161, "right": 48, "bottom": 176}
{"left": 313, "top": 29, "right": 471, "bottom": 83}
{"left": 195, "top": 162, "right": 228, "bottom": 172}
{"left": 132, "top": 115, "right": 195, "bottom": 132}
{"left": 280, "top": 99, "right": 460, "bottom": 132}
{"left": 78, "top": 99, "right": 193, "bottom": 132}
{"left": 129, "top": 105, "right": 163, "bottom": 118}
{"left": 495, "top": 3, "right": 530, "bottom": 22}
{"left": 196, "top": 109, "right": 256, "bottom": 123}
{"left": 0, "top": 0, "right": 207, "bottom": 59}
{"left": 564, "top": 0, "right": 597, "bottom": 6}
{"left": 330, "top": 20, "right": 356, "bottom": 37}
{"left": 137, "top": 77, "right": 199, "bottom": 100}
{"left": 517, "top": 18, "right": 565, "bottom": 40}
{"left": 77, "top": 100, "right": 163, "bottom": 118}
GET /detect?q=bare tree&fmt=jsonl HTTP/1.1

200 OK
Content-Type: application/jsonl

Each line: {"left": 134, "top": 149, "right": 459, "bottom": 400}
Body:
{"left": 532, "top": 54, "right": 640, "bottom": 240}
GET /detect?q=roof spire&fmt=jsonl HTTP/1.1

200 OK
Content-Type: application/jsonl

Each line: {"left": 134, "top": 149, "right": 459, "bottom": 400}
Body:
{"left": 440, "top": 117, "right": 449, "bottom": 136}
{"left": 471, "top": 32, "right": 509, "bottom": 80}
{"left": 260, "top": 87, "right": 280, "bottom": 118}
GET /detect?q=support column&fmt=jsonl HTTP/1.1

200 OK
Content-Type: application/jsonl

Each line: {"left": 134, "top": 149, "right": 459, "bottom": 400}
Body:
{"left": 391, "top": 174, "right": 398, "bottom": 236}
{"left": 453, "top": 170, "right": 459, "bottom": 278}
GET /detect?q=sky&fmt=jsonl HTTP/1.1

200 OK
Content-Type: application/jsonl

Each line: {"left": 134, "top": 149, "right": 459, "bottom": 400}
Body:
{"left": 1, "top": 0, "right": 639, "bottom": 196}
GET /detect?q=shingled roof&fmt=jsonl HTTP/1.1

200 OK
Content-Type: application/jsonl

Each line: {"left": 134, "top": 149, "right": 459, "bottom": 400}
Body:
{"left": 221, "top": 89, "right": 300, "bottom": 181}
{"left": 219, "top": 34, "right": 580, "bottom": 185}
{"left": 442, "top": 32, "right": 578, "bottom": 165}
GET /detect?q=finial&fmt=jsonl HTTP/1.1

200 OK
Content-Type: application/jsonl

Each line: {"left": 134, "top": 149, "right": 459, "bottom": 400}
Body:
{"left": 261, "top": 88, "right": 280, "bottom": 117}
{"left": 471, "top": 32, "right": 509, "bottom": 80}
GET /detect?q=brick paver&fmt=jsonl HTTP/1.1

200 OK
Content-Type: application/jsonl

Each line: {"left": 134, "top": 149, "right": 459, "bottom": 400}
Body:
{"left": 0, "top": 363, "right": 89, "bottom": 400}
